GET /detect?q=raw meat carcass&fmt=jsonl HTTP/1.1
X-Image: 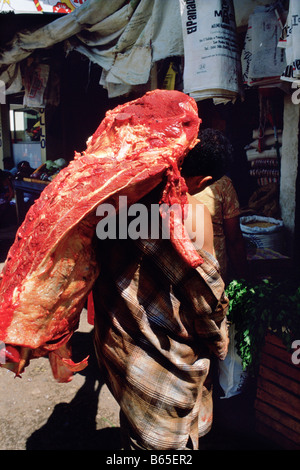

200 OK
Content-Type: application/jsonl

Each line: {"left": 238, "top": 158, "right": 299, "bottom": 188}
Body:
{"left": 0, "top": 89, "right": 201, "bottom": 382}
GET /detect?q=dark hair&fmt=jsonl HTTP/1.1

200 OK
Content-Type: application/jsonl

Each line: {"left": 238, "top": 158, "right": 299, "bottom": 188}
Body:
{"left": 181, "top": 128, "right": 233, "bottom": 181}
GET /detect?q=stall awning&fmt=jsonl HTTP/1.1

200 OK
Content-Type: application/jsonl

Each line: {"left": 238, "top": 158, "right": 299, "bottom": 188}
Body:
{"left": 0, "top": 0, "right": 184, "bottom": 98}
{"left": 0, "top": 0, "right": 277, "bottom": 101}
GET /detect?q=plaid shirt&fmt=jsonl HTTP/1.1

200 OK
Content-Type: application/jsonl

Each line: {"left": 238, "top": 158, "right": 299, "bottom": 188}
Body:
{"left": 93, "top": 235, "right": 228, "bottom": 450}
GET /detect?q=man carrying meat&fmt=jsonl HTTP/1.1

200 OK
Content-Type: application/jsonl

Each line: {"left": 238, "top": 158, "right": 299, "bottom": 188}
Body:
{"left": 0, "top": 87, "right": 227, "bottom": 449}
{"left": 92, "top": 158, "right": 229, "bottom": 450}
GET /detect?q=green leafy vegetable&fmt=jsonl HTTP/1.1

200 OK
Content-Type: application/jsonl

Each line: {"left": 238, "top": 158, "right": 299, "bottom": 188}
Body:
{"left": 226, "top": 278, "right": 300, "bottom": 375}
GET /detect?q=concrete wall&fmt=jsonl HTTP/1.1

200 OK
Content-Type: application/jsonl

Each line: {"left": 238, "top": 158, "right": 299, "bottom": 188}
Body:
{"left": 280, "top": 94, "right": 300, "bottom": 255}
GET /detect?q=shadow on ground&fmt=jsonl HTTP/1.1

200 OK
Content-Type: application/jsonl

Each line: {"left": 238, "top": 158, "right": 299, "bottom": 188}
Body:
{"left": 26, "top": 330, "right": 121, "bottom": 450}
{"left": 199, "top": 382, "right": 281, "bottom": 450}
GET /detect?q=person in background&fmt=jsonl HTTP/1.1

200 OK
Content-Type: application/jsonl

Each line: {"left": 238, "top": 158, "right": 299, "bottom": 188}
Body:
{"left": 181, "top": 128, "right": 248, "bottom": 284}
{"left": 3, "top": 157, "right": 17, "bottom": 176}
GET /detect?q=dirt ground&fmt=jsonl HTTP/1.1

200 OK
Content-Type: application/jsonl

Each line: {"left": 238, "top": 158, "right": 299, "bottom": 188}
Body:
{"left": 0, "top": 301, "right": 121, "bottom": 451}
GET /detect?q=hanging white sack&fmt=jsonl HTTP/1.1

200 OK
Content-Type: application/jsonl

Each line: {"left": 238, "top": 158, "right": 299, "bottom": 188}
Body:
{"left": 179, "top": 0, "right": 243, "bottom": 103}
{"left": 241, "top": 3, "right": 286, "bottom": 86}
{"left": 249, "top": 6, "right": 286, "bottom": 80}
{"left": 280, "top": 0, "right": 300, "bottom": 82}
{"left": 23, "top": 63, "right": 50, "bottom": 107}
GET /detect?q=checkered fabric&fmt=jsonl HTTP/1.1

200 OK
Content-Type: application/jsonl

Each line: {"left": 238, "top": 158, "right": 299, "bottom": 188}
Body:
{"left": 93, "top": 235, "right": 228, "bottom": 450}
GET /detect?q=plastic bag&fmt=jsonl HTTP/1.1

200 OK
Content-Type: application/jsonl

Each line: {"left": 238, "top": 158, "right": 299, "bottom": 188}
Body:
{"left": 218, "top": 324, "right": 248, "bottom": 399}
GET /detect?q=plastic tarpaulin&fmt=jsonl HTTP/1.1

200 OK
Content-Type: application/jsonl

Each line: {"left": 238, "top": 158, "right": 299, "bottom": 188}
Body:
{"left": 1, "top": 0, "right": 253, "bottom": 100}
{"left": 0, "top": 0, "right": 127, "bottom": 67}
{"left": 72, "top": 0, "right": 184, "bottom": 97}
{"left": 0, "top": 0, "right": 184, "bottom": 98}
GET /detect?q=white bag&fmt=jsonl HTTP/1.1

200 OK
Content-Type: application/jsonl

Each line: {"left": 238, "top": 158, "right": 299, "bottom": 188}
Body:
{"left": 23, "top": 63, "right": 49, "bottom": 107}
{"left": 280, "top": 0, "right": 300, "bottom": 81}
{"left": 241, "top": 4, "right": 286, "bottom": 86}
{"left": 218, "top": 324, "right": 248, "bottom": 399}
{"left": 179, "top": 0, "right": 243, "bottom": 103}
